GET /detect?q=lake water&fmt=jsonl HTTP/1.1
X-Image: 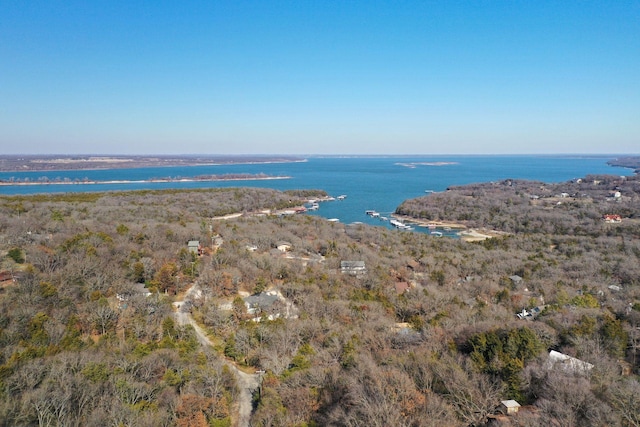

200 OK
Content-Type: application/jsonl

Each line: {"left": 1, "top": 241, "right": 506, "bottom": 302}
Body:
{"left": 0, "top": 155, "right": 633, "bottom": 231}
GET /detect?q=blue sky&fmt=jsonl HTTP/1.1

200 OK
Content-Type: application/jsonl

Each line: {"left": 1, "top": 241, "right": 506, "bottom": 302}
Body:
{"left": 1, "top": 1, "right": 638, "bottom": 155}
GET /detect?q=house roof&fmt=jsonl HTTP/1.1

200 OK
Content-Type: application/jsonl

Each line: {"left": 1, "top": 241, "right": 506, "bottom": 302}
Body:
{"left": 501, "top": 400, "right": 521, "bottom": 409}
{"left": 244, "top": 292, "right": 279, "bottom": 309}
{"left": 341, "top": 260, "right": 365, "bottom": 269}
{"left": 188, "top": 240, "right": 200, "bottom": 247}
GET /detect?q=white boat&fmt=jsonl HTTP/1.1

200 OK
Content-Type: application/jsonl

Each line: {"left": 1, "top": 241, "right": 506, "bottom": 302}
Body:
{"left": 431, "top": 231, "right": 443, "bottom": 237}
{"left": 327, "top": 218, "right": 340, "bottom": 222}
{"left": 380, "top": 216, "right": 388, "bottom": 221}
{"left": 390, "top": 219, "right": 405, "bottom": 228}
{"left": 337, "top": 195, "right": 347, "bottom": 200}
{"left": 390, "top": 219, "right": 413, "bottom": 230}
{"left": 371, "top": 212, "right": 380, "bottom": 218}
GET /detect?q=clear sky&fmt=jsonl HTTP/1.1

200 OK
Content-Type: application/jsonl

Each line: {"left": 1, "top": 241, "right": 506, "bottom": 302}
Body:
{"left": 1, "top": 1, "right": 638, "bottom": 155}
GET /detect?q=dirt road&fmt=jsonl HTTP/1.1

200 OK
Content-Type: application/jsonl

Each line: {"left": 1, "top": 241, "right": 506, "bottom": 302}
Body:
{"left": 174, "top": 285, "right": 259, "bottom": 427}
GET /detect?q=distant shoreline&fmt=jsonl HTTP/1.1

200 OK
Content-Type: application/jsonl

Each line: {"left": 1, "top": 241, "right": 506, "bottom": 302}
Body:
{"left": 0, "top": 175, "right": 291, "bottom": 187}
{"left": 0, "top": 155, "right": 307, "bottom": 172}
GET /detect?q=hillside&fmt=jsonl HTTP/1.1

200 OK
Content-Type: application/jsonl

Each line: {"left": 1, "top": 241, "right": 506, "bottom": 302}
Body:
{"left": 1, "top": 183, "right": 639, "bottom": 426}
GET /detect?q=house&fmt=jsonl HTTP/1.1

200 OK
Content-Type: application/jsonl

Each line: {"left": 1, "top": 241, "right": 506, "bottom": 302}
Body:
{"left": 187, "top": 240, "right": 202, "bottom": 255}
{"left": 341, "top": 260, "right": 366, "bottom": 275}
{"left": 547, "top": 350, "right": 593, "bottom": 373}
{"left": 500, "top": 400, "right": 521, "bottom": 415}
{"left": 603, "top": 214, "right": 622, "bottom": 223}
{"left": 509, "top": 275, "right": 523, "bottom": 285}
{"left": 516, "top": 305, "right": 545, "bottom": 320}
{"left": 276, "top": 241, "right": 292, "bottom": 252}
{"left": 244, "top": 291, "right": 280, "bottom": 316}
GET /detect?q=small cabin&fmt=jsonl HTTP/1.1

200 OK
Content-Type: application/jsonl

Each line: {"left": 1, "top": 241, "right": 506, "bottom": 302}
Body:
{"left": 187, "top": 240, "right": 202, "bottom": 255}
{"left": 500, "top": 400, "right": 521, "bottom": 415}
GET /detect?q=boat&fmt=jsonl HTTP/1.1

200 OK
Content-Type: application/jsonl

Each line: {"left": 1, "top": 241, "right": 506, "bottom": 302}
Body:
{"left": 390, "top": 219, "right": 405, "bottom": 228}
{"left": 431, "top": 231, "right": 443, "bottom": 237}
{"left": 380, "top": 216, "right": 388, "bottom": 221}
{"left": 371, "top": 212, "right": 380, "bottom": 218}
{"left": 390, "top": 219, "right": 413, "bottom": 230}
{"left": 337, "top": 195, "right": 347, "bottom": 200}
{"left": 365, "top": 210, "right": 375, "bottom": 215}
{"left": 327, "top": 218, "right": 340, "bottom": 222}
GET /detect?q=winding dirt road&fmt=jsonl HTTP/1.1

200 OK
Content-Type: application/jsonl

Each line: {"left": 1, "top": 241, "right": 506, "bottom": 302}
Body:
{"left": 174, "top": 285, "right": 259, "bottom": 427}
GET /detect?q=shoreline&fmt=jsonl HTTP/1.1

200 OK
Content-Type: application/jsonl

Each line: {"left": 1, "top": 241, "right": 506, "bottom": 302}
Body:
{"left": 391, "top": 213, "right": 468, "bottom": 230}
{"left": 0, "top": 176, "right": 291, "bottom": 187}
{"left": 391, "top": 213, "right": 507, "bottom": 241}
{"left": 0, "top": 156, "right": 308, "bottom": 173}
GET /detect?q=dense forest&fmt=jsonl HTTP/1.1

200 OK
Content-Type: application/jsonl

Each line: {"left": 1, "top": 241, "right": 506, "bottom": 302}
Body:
{"left": 1, "top": 175, "right": 640, "bottom": 426}
{"left": 396, "top": 173, "right": 640, "bottom": 237}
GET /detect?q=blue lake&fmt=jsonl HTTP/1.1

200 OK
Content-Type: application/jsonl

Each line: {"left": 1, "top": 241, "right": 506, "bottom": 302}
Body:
{"left": 0, "top": 155, "right": 633, "bottom": 230}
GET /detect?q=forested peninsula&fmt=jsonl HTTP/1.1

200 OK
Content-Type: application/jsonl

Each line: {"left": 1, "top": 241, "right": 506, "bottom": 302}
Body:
{"left": 1, "top": 167, "right": 640, "bottom": 426}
